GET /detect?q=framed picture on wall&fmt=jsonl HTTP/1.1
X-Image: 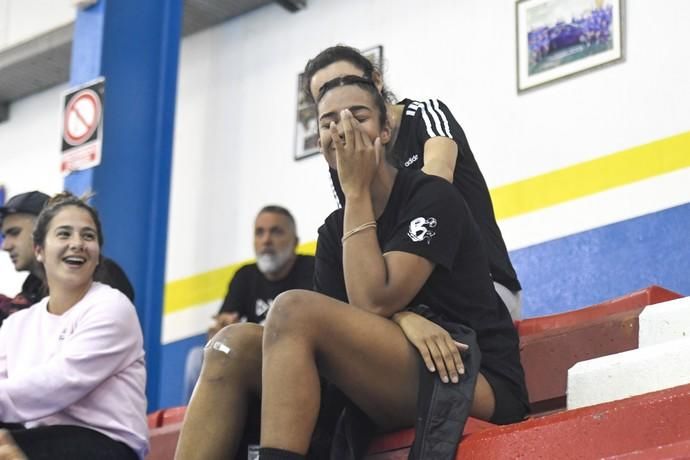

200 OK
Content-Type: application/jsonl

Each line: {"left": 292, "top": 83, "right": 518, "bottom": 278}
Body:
{"left": 293, "top": 45, "right": 383, "bottom": 161}
{"left": 516, "top": 0, "right": 623, "bottom": 92}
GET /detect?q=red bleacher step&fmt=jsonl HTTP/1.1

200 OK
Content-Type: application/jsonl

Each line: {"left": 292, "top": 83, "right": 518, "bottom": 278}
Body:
{"left": 518, "top": 285, "right": 682, "bottom": 414}
{"left": 161, "top": 406, "right": 187, "bottom": 426}
{"left": 517, "top": 285, "right": 680, "bottom": 336}
{"left": 146, "top": 287, "right": 686, "bottom": 460}
{"left": 147, "top": 423, "right": 183, "bottom": 460}
{"left": 147, "top": 409, "right": 164, "bottom": 429}
{"left": 366, "top": 417, "right": 496, "bottom": 455}
{"left": 459, "top": 383, "right": 690, "bottom": 459}
{"left": 601, "top": 439, "right": 690, "bottom": 459}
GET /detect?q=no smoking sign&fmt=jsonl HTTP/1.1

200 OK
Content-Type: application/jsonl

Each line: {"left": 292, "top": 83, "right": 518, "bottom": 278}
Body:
{"left": 60, "top": 78, "right": 105, "bottom": 174}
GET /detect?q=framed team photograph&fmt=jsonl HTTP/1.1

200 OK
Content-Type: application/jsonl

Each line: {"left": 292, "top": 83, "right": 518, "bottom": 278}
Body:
{"left": 516, "top": 0, "right": 623, "bottom": 92}
{"left": 294, "top": 45, "right": 383, "bottom": 161}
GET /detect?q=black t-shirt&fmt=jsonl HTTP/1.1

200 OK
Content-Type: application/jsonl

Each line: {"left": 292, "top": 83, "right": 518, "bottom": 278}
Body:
{"left": 219, "top": 255, "right": 315, "bottom": 324}
{"left": 330, "top": 98, "right": 520, "bottom": 291}
{"left": 95, "top": 257, "right": 135, "bottom": 302}
{"left": 316, "top": 169, "right": 524, "bottom": 390}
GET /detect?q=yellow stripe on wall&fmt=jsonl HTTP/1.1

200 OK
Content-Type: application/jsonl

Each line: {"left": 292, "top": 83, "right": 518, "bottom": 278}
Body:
{"left": 491, "top": 131, "right": 690, "bottom": 220}
{"left": 164, "top": 241, "right": 317, "bottom": 314}
{"left": 164, "top": 131, "right": 690, "bottom": 315}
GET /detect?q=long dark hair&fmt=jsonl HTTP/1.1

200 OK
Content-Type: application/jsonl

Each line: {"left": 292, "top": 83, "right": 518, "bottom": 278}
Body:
{"left": 33, "top": 192, "right": 104, "bottom": 248}
{"left": 303, "top": 44, "right": 395, "bottom": 104}
{"left": 317, "top": 75, "right": 394, "bottom": 164}
{"left": 317, "top": 75, "right": 388, "bottom": 129}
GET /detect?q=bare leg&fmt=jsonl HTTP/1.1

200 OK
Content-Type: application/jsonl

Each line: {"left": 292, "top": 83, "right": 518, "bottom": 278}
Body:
{"left": 260, "top": 290, "right": 496, "bottom": 453}
{"left": 175, "top": 323, "right": 263, "bottom": 460}
{"left": 0, "top": 430, "right": 27, "bottom": 460}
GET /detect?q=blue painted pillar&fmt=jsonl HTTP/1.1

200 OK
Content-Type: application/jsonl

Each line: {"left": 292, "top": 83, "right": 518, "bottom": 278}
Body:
{"left": 65, "top": 0, "right": 183, "bottom": 410}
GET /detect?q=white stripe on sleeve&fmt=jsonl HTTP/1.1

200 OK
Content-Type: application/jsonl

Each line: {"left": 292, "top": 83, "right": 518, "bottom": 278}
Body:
{"left": 419, "top": 102, "right": 439, "bottom": 138}
{"left": 431, "top": 99, "right": 453, "bottom": 139}
{"left": 423, "top": 100, "right": 449, "bottom": 138}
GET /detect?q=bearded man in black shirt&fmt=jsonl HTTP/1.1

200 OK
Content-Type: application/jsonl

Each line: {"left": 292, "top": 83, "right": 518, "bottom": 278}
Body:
{"left": 182, "top": 205, "right": 315, "bottom": 401}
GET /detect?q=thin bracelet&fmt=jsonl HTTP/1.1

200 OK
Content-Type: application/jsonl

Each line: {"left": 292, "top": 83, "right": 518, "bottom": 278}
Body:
{"left": 342, "top": 221, "right": 377, "bottom": 243}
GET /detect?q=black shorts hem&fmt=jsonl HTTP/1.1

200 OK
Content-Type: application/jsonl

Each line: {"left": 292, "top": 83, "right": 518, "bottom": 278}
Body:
{"left": 481, "top": 369, "right": 529, "bottom": 425}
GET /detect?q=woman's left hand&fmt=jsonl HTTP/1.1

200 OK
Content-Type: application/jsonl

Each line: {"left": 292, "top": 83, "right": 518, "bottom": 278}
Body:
{"left": 393, "top": 311, "right": 468, "bottom": 384}
{"left": 330, "top": 110, "right": 383, "bottom": 198}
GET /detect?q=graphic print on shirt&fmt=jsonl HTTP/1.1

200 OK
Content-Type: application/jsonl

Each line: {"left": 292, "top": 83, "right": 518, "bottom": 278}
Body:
{"left": 408, "top": 217, "right": 437, "bottom": 244}
{"left": 404, "top": 154, "right": 420, "bottom": 167}
{"left": 57, "top": 323, "right": 76, "bottom": 342}
{"left": 255, "top": 298, "right": 273, "bottom": 322}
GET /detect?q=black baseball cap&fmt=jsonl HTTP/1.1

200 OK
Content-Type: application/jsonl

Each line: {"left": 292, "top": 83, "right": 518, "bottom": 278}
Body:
{"left": 0, "top": 191, "right": 50, "bottom": 223}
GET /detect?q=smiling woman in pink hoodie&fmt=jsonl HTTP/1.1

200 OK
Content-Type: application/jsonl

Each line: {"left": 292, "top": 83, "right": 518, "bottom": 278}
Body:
{"left": 0, "top": 192, "right": 148, "bottom": 460}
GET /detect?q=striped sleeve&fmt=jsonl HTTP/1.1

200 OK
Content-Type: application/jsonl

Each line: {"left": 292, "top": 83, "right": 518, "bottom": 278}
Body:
{"left": 408, "top": 99, "right": 459, "bottom": 140}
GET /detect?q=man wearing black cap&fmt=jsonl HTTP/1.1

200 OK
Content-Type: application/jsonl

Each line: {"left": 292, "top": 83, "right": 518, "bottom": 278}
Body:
{"left": 0, "top": 191, "right": 135, "bottom": 324}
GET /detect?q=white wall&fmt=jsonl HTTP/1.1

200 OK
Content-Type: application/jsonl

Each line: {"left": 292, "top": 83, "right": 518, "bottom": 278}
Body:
{"left": 0, "top": 0, "right": 689, "bottom": 308}
{"left": 1, "top": 0, "right": 689, "bottom": 408}
{"left": 0, "top": 0, "right": 75, "bottom": 49}
{"left": 166, "top": 0, "right": 690, "bottom": 282}
{"left": 0, "top": 84, "right": 66, "bottom": 294}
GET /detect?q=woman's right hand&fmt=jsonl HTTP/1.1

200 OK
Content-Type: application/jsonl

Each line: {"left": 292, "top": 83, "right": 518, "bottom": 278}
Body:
{"left": 393, "top": 311, "right": 468, "bottom": 384}
{"left": 330, "top": 110, "right": 383, "bottom": 198}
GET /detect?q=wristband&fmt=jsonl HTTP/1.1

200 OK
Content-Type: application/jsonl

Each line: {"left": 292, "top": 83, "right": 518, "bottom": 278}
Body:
{"left": 342, "top": 221, "right": 377, "bottom": 243}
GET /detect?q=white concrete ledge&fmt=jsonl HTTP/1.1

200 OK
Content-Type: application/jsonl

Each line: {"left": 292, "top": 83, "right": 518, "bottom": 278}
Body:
{"left": 567, "top": 336, "right": 690, "bottom": 410}
{"left": 639, "top": 296, "right": 690, "bottom": 347}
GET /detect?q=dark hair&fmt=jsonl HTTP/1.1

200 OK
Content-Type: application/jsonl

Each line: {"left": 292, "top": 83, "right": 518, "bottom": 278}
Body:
{"left": 317, "top": 75, "right": 388, "bottom": 129}
{"left": 258, "top": 205, "right": 297, "bottom": 233}
{"left": 33, "top": 192, "right": 104, "bottom": 249}
{"left": 302, "top": 44, "right": 395, "bottom": 104}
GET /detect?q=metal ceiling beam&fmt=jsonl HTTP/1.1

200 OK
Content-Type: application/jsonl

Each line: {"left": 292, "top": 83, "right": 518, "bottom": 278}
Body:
{"left": 275, "top": 0, "right": 306, "bottom": 13}
{"left": 0, "top": 0, "right": 278, "bottom": 120}
{"left": 0, "top": 24, "right": 73, "bottom": 103}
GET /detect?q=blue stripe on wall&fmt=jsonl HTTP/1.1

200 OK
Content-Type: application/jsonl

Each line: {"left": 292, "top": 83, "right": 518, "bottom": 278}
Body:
{"left": 513, "top": 202, "right": 690, "bottom": 317}
{"left": 158, "top": 202, "right": 690, "bottom": 407}
{"left": 159, "top": 333, "right": 206, "bottom": 408}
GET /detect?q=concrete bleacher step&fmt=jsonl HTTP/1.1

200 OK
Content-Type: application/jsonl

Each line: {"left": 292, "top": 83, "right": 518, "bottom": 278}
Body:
{"left": 639, "top": 295, "right": 690, "bottom": 347}
{"left": 567, "top": 336, "right": 690, "bottom": 409}
{"left": 520, "top": 308, "right": 642, "bottom": 413}
{"left": 567, "top": 295, "right": 690, "bottom": 410}
{"left": 517, "top": 285, "right": 681, "bottom": 414}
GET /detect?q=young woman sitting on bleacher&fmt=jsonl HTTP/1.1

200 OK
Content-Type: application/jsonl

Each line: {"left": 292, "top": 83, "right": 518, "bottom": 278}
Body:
{"left": 175, "top": 77, "right": 527, "bottom": 460}
{"left": 0, "top": 193, "right": 148, "bottom": 460}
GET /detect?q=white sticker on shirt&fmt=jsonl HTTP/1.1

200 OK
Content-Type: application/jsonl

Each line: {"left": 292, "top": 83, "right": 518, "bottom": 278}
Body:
{"left": 408, "top": 217, "right": 437, "bottom": 244}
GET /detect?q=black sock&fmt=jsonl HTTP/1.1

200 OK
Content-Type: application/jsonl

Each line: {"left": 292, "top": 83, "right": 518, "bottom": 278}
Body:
{"left": 259, "top": 447, "right": 305, "bottom": 460}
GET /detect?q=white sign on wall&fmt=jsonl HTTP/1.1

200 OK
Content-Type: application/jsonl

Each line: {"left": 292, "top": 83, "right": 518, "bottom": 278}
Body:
{"left": 60, "top": 77, "right": 105, "bottom": 175}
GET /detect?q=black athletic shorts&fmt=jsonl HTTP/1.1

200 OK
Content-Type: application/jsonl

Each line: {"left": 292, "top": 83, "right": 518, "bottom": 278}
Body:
{"left": 482, "top": 368, "right": 530, "bottom": 425}
{"left": 3, "top": 424, "right": 138, "bottom": 460}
